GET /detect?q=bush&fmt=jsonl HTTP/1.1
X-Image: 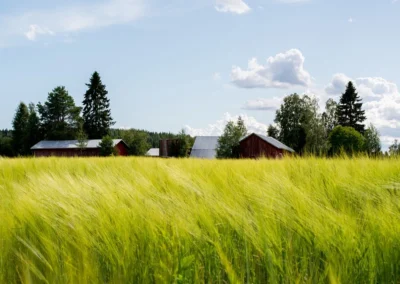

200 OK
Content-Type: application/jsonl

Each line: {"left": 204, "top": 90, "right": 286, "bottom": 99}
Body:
{"left": 329, "top": 126, "right": 365, "bottom": 155}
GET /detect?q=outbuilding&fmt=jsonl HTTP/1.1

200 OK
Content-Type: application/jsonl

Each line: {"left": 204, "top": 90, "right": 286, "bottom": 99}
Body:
{"left": 239, "top": 133, "right": 294, "bottom": 159}
{"left": 31, "top": 139, "right": 129, "bottom": 157}
{"left": 146, "top": 148, "right": 160, "bottom": 157}
{"left": 190, "top": 136, "right": 219, "bottom": 159}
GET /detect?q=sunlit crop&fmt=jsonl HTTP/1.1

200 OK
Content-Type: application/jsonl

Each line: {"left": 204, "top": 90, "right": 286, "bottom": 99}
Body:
{"left": 1, "top": 157, "right": 400, "bottom": 283}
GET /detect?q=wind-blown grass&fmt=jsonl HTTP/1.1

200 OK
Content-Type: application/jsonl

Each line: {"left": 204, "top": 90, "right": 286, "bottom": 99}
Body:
{"left": 1, "top": 157, "right": 400, "bottom": 283}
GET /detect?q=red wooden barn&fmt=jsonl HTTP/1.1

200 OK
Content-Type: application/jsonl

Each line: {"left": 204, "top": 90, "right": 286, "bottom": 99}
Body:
{"left": 239, "top": 133, "right": 295, "bottom": 159}
{"left": 31, "top": 139, "right": 129, "bottom": 157}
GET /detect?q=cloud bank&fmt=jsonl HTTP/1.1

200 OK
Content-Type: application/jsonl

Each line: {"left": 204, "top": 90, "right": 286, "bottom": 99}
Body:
{"left": 2, "top": 0, "right": 145, "bottom": 41}
{"left": 184, "top": 112, "right": 268, "bottom": 137}
{"left": 231, "top": 49, "right": 312, "bottom": 89}
{"left": 215, "top": 0, "right": 251, "bottom": 14}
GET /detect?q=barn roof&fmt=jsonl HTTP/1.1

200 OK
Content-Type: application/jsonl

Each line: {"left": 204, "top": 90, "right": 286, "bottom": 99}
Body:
{"left": 190, "top": 136, "right": 219, "bottom": 159}
{"left": 146, "top": 148, "right": 160, "bottom": 156}
{"left": 31, "top": 139, "right": 126, "bottom": 150}
{"left": 240, "top": 133, "right": 295, "bottom": 153}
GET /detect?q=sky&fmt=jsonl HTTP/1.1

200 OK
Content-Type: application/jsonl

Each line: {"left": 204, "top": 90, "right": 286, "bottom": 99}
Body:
{"left": 0, "top": 0, "right": 399, "bottom": 148}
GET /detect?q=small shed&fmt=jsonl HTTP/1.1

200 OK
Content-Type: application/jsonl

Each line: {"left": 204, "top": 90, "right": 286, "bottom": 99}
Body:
{"left": 190, "top": 136, "right": 219, "bottom": 159}
{"left": 31, "top": 139, "right": 129, "bottom": 157}
{"left": 146, "top": 148, "right": 160, "bottom": 157}
{"left": 239, "top": 133, "right": 294, "bottom": 159}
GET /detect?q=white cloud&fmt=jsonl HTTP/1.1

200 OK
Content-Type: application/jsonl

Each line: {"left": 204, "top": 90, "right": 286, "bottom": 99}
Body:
{"left": 215, "top": 0, "right": 251, "bottom": 14}
{"left": 184, "top": 112, "right": 268, "bottom": 136}
{"left": 325, "top": 74, "right": 399, "bottom": 101}
{"left": 3, "top": 0, "right": 145, "bottom": 41}
{"left": 348, "top": 17, "right": 354, "bottom": 23}
{"left": 25, "top": 24, "right": 54, "bottom": 41}
{"left": 213, "top": 72, "right": 221, "bottom": 81}
{"left": 325, "top": 73, "right": 352, "bottom": 95}
{"left": 242, "top": 97, "right": 282, "bottom": 111}
{"left": 231, "top": 49, "right": 312, "bottom": 89}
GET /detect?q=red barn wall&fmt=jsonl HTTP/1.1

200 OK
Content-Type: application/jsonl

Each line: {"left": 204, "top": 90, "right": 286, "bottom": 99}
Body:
{"left": 115, "top": 142, "right": 128, "bottom": 156}
{"left": 33, "top": 145, "right": 129, "bottom": 157}
{"left": 240, "top": 135, "right": 283, "bottom": 159}
{"left": 33, "top": 149, "right": 101, "bottom": 157}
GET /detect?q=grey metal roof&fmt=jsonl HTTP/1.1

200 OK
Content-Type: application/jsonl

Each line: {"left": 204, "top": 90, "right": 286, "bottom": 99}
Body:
{"left": 190, "top": 136, "right": 219, "bottom": 159}
{"left": 31, "top": 139, "right": 124, "bottom": 150}
{"left": 240, "top": 133, "right": 295, "bottom": 153}
{"left": 146, "top": 148, "right": 159, "bottom": 156}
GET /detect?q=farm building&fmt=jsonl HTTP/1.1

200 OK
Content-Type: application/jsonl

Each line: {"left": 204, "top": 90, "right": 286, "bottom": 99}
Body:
{"left": 146, "top": 148, "right": 160, "bottom": 157}
{"left": 159, "top": 139, "right": 184, "bottom": 157}
{"left": 239, "top": 133, "right": 294, "bottom": 159}
{"left": 190, "top": 136, "right": 219, "bottom": 159}
{"left": 31, "top": 139, "right": 129, "bottom": 157}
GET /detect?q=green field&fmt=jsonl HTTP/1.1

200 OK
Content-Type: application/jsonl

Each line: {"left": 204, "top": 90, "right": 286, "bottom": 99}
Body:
{"left": 1, "top": 157, "right": 400, "bottom": 283}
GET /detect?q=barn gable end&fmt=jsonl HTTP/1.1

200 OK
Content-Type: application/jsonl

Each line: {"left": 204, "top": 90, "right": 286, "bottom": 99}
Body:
{"left": 239, "top": 133, "right": 294, "bottom": 159}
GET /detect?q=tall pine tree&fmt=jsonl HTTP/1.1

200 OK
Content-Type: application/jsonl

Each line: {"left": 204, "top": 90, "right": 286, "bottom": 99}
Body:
{"left": 12, "top": 102, "right": 29, "bottom": 155}
{"left": 82, "top": 72, "right": 114, "bottom": 139}
{"left": 336, "top": 82, "right": 366, "bottom": 133}
{"left": 26, "top": 103, "right": 41, "bottom": 151}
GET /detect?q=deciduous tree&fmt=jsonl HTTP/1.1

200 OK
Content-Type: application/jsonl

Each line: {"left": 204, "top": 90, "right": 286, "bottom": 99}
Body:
{"left": 389, "top": 140, "right": 400, "bottom": 156}
{"left": 267, "top": 125, "right": 279, "bottom": 139}
{"left": 0, "top": 136, "right": 14, "bottom": 157}
{"left": 76, "top": 122, "right": 88, "bottom": 155}
{"left": 217, "top": 117, "right": 248, "bottom": 159}
{"left": 121, "top": 129, "right": 150, "bottom": 156}
{"left": 38, "top": 86, "right": 82, "bottom": 140}
{"left": 274, "top": 94, "right": 326, "bottom": 154}
{"left": 363, "top": 124, "right": 381, "bottom": 156}
{"left": 99, "top": 135, "right": 116, "bottom": 156}
{"left": 322, "top": 98, "right": 338, "bottom": 135}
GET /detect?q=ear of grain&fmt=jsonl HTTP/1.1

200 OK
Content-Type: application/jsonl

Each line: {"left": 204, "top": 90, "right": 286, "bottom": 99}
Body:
{"left": 1, "top": 157, "right": 400, "bottom": 283}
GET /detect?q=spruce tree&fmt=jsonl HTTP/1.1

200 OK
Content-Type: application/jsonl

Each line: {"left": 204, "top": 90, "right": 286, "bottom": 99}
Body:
{"left": 12, "top": 102, "right": 29, "bottom": 155}
{"left": 336, "top": 82, "right": 366, "bottom": 133}
{"left": 82, "top": 72, "right": 115, "bottom": 139}
{"left": 26, "top": 103, "right": 41, "bottom": 152}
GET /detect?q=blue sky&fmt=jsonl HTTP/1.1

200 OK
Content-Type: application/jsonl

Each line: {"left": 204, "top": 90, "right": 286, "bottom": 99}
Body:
{"left": 1, "top": 0, "right": 399, "bottom": 147}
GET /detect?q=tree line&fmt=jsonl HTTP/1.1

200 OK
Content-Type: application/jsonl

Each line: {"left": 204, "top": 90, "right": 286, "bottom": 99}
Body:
{"left": 2, "top": 76, "right": 397, "bottom": 158}
{"left": 0, "top": 72, "right": 192, "bottom": 157}
{"left": 217, "top": 81, "right": 395, "bottom": 158}
{"left": 268, "top": 81, "right": 379, "bottom": 156}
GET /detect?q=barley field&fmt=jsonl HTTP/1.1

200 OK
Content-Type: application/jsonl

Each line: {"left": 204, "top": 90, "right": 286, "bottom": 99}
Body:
{"left": 1, "top": 157, "right": 400, "bottom": 283}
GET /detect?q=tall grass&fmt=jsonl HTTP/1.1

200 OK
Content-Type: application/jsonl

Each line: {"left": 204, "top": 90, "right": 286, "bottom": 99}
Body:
{"left": 1, "top": 157, "right": 400, "bottom": 283}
